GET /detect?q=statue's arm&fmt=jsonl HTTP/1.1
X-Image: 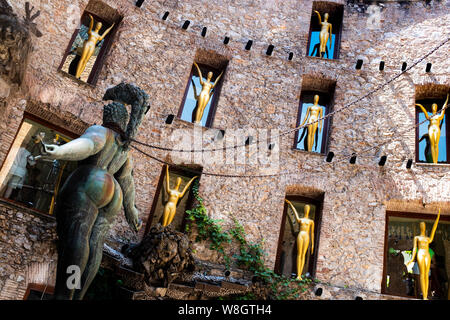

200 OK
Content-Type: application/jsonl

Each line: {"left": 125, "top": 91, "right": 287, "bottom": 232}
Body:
{"left": 88, "top": 14, "right": 94, "bottom": 33}
{"left": 165, "top": 165, "right": 171, "bottom": 193}
{"left": 299, "top": 107, "right": 311, "bottom": 128}
{"left": 439, "top": 94, "right": 449, "bottom": 120}
{"left": 319, "top": 107, "right": 323, "bottom": 133}
{"left": 193, "top": 62, "right": 204, "bottom": 85}
{"left": 407, "top": 237, "right": 418, "bottom": 266}
{"left": 329, "top": 23, "right": 332, "bottom": 49}
{"left": 416, "top": 103, "right": 430, "bottom": 120}
{"left": 429, "top": 209, "right": 441, "bottom": 243}
{"left": 99, "top": 23, "right": 115, "bottom": 41}
{"left": 310, "top": 221, "right": 315, "bottom": 255}
{"left": 212, "top": 70, "right": 224, "bottom": 89}
{"left": 180, "top": 176, "right": 198, "bottom": 198}
{"left": 285, "top": 199, "right": 301, "bottom": 222}
{"left": 115, "top": 156, "right": 141, "bottom": 232}
{"left": 314, "top": 10, "right": 321, "bottom": 25}
{"left": 36, "top": 125, "right": 107, "bottom": 161}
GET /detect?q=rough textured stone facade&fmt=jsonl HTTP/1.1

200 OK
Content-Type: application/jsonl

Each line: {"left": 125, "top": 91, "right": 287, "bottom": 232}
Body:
{"left": 0, "top": 0, "right": 449, "bottom": 299}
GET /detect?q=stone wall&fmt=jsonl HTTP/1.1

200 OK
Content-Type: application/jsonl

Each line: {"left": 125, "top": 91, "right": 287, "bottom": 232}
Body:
{"left": 0, "top": 0, "right": 449, "bottom": 299}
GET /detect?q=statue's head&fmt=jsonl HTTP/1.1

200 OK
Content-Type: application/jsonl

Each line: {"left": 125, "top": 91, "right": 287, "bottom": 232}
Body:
{"left": 304, "top": 204, "right": 311, "bottom": 217}
{"left": 102, "top": 83, "right": 150, "bottom": 147}
{"left": 324, "top": 13, "right": 329, "bottom": 21}
{"left": 207, "top": 71, "right": 213, "bottom": 81}
{"left": 314, "top": 94, "right": 320, "bottom": 104}
{"left": 95, "top": 22, "right": 102, "bottom": 32}
{"left": 102, "top": 102, "right": 129, "bottom": 135}
{"left": 175, "top": 177, "right": 182, "bottom": 190}
{"left": 431, "top": 103, "right": 438, "bottom": 113}
{"left": 420, "top": 221, "right": 426, "bottom": 234}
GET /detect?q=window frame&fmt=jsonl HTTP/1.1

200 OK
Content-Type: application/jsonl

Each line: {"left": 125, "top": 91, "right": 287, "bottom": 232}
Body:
{"left": 293, "top": 90, "right": 333, "bottom": 155}
{"left": 23, "top": 283, "right": 54, "bottom": 300}
{"left": 0, "top": 113, "right": 78, "bottom": 217}
{"left": 381, "top": 210, "right": 450, "bottom": 298}
{"left": 274, "top": 194, "right": 324, "bottom": 278}
{"left": 177, "top": 63, "right": 225, "bottom": 128}
{"left": 306, "top": 2, "right": 344, "bottom": 60}
{"left": 414, "top": 98, "right": 450, "bottom": 164}
{"left": 57, "top": 11, "right": 121, "bottom": 86}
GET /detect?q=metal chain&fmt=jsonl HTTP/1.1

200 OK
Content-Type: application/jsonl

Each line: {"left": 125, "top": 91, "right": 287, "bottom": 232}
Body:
{"left": 130, "top": 37, "right": 450, "bottom": 153}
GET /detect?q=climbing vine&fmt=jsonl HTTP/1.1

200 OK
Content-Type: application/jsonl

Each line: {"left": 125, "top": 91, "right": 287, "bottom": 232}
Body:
{"left": 185, "top": 181, "right": 315, "bottom": 300}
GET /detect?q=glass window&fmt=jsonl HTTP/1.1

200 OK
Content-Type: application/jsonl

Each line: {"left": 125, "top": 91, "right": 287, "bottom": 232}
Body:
{"left": 294, "top": 92, "right": 331, "bottom": 154}
{"left": 416, "top": 98, "right": 449, "bottom": 164}
{"left": 179, "top": 63, "right": 224, "bottom": 128}
{"left": 59, "top": 12, "right": 117, "bottom": 84}
{"left": 275, "top": 197, "right": 321, "bottom": 279}
{"left": 383, "top": 214, "right": 450, "bottom": 300}
{"left": 146, "top": 167, "right": 198, "bottom": 233}
{"left": 0, "top": 118, "right": 77, "bottom": 215}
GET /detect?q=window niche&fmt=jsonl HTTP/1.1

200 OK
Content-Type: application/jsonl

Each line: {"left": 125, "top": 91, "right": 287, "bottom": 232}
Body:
{"left": 307, "top": 2, "right": 344, "bottom": 60}
{"left": 58, "top": 1, "right": 122, "bottom": 85}
{"left": 275, "top": 195, "right": 323, "bottom": 279}
{"left": 415, "top": 85, "right": 449, "bottom": 164}
{"left": 178, "top": 50, "right": 228, "bottom": 128}
{"left": 23, "top": 284, "right": 54, "bottom": 300}
{"left": 382, "top": 212, "right": 450, "bottom": 300}
{"left": 145, "top": 166, "right": 201, "bottom": 234}
{"left": 0, "top": 115, "right": 77, "bottom": 215}
{"left": 294, "top": 76, "right": 336, "bottom": 154}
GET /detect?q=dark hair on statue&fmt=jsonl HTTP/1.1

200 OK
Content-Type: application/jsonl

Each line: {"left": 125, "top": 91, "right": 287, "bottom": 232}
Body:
{"left": 102, "top": 102, "right": 129, "bottom": 136}
{"left": 102, "top": 83, "right": 150, "bottom": 149}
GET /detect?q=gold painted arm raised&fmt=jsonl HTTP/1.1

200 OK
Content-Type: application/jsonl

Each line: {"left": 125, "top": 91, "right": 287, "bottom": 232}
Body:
{"left": 314, "top": 10, "right": 321, "bottom": 25}
{"left": 212, "top": 70, "right": 224, "bottom": 89}
{"left": 165, "top": 165, "right": 171, "bottom": 194}
{"left": 429, "top": 209, "right": 441, "bottom": 243}
{"left": 180, "top": 176, "right": 198, "bottom": 198}
{"left": 99, "top": 22, "right": 115, "bottom": 42}
{"left": 439, "top": 94, "right": 449, "bottom": 121}
{"left": 416, "top": 103, "right": 430, "bottom": 120}
{"left": 285, "top": 199, "right": 301, "bottom": 222}
{"left": 88, "top": 14, "right": 94, "bottom": 33}
{"left": 193, "top": 62, "right": 204, "bottom": 85}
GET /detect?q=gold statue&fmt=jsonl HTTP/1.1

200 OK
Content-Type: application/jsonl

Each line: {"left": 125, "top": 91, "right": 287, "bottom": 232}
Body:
{"left": 191, "top": 62, "right": 224, "bottom": 124}
{"left": 406, "top": 209, "right": 441, "bottom": 300}
{"left": 162, "top": 165, "right": 198, "bottom": 227}
{"left": 314, "top": 11, "right": 332, "bottom": 58}
{"left": 285, "top": 199, "right": 315, "bottom": 280}
{"left": 298, "top": 94, "right": 323, "bottom": 152}
{"left": 416, "top": 94, "right": 449, "bottom": 164}
{"left": 75, "top": 14, "right": 115, "bottom": 79}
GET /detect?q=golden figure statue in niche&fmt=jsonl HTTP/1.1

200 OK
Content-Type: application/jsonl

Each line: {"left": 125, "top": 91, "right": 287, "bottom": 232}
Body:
{"left": 416, "top": 94, "right": 449, "bottom": 164}
{"left": 298, "top": 94, "right": 323, "bottom": 152}
{"left": 285, "top": 199, "right": 315, "bottom": 280}
{"left": 191, "top": 62, "right": 224, "bottom": 124}
{"left": 162, "top": 165, "right": 198, "bottom": 227}
{"left": 406, "top": 209, "right": 441, "bottom": 300}
{"left": 314, "top": 10, "right": 332, "bottom": 58}
{"left": 75, "top": 14, "right": 115, "bottom": 79}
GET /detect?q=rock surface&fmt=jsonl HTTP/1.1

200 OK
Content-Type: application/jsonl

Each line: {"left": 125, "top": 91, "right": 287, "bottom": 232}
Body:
{"left": 124, "top": 224, "right": 195, "bottom": 286}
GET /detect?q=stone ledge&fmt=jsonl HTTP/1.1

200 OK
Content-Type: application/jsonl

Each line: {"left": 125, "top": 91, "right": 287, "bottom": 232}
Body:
{"left": 415, "top": 162, "right": 450, "bottom": 168}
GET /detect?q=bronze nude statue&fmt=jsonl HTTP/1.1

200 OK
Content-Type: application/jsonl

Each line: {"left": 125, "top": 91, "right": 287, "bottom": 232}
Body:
{"left": 36, "top": 83, "right": 149, "bottom": 300}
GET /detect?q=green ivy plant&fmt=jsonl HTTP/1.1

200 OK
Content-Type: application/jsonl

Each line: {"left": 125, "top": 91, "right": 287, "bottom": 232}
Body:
{"left": 185, "top": 181, "right": 315, "bottom": 300}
